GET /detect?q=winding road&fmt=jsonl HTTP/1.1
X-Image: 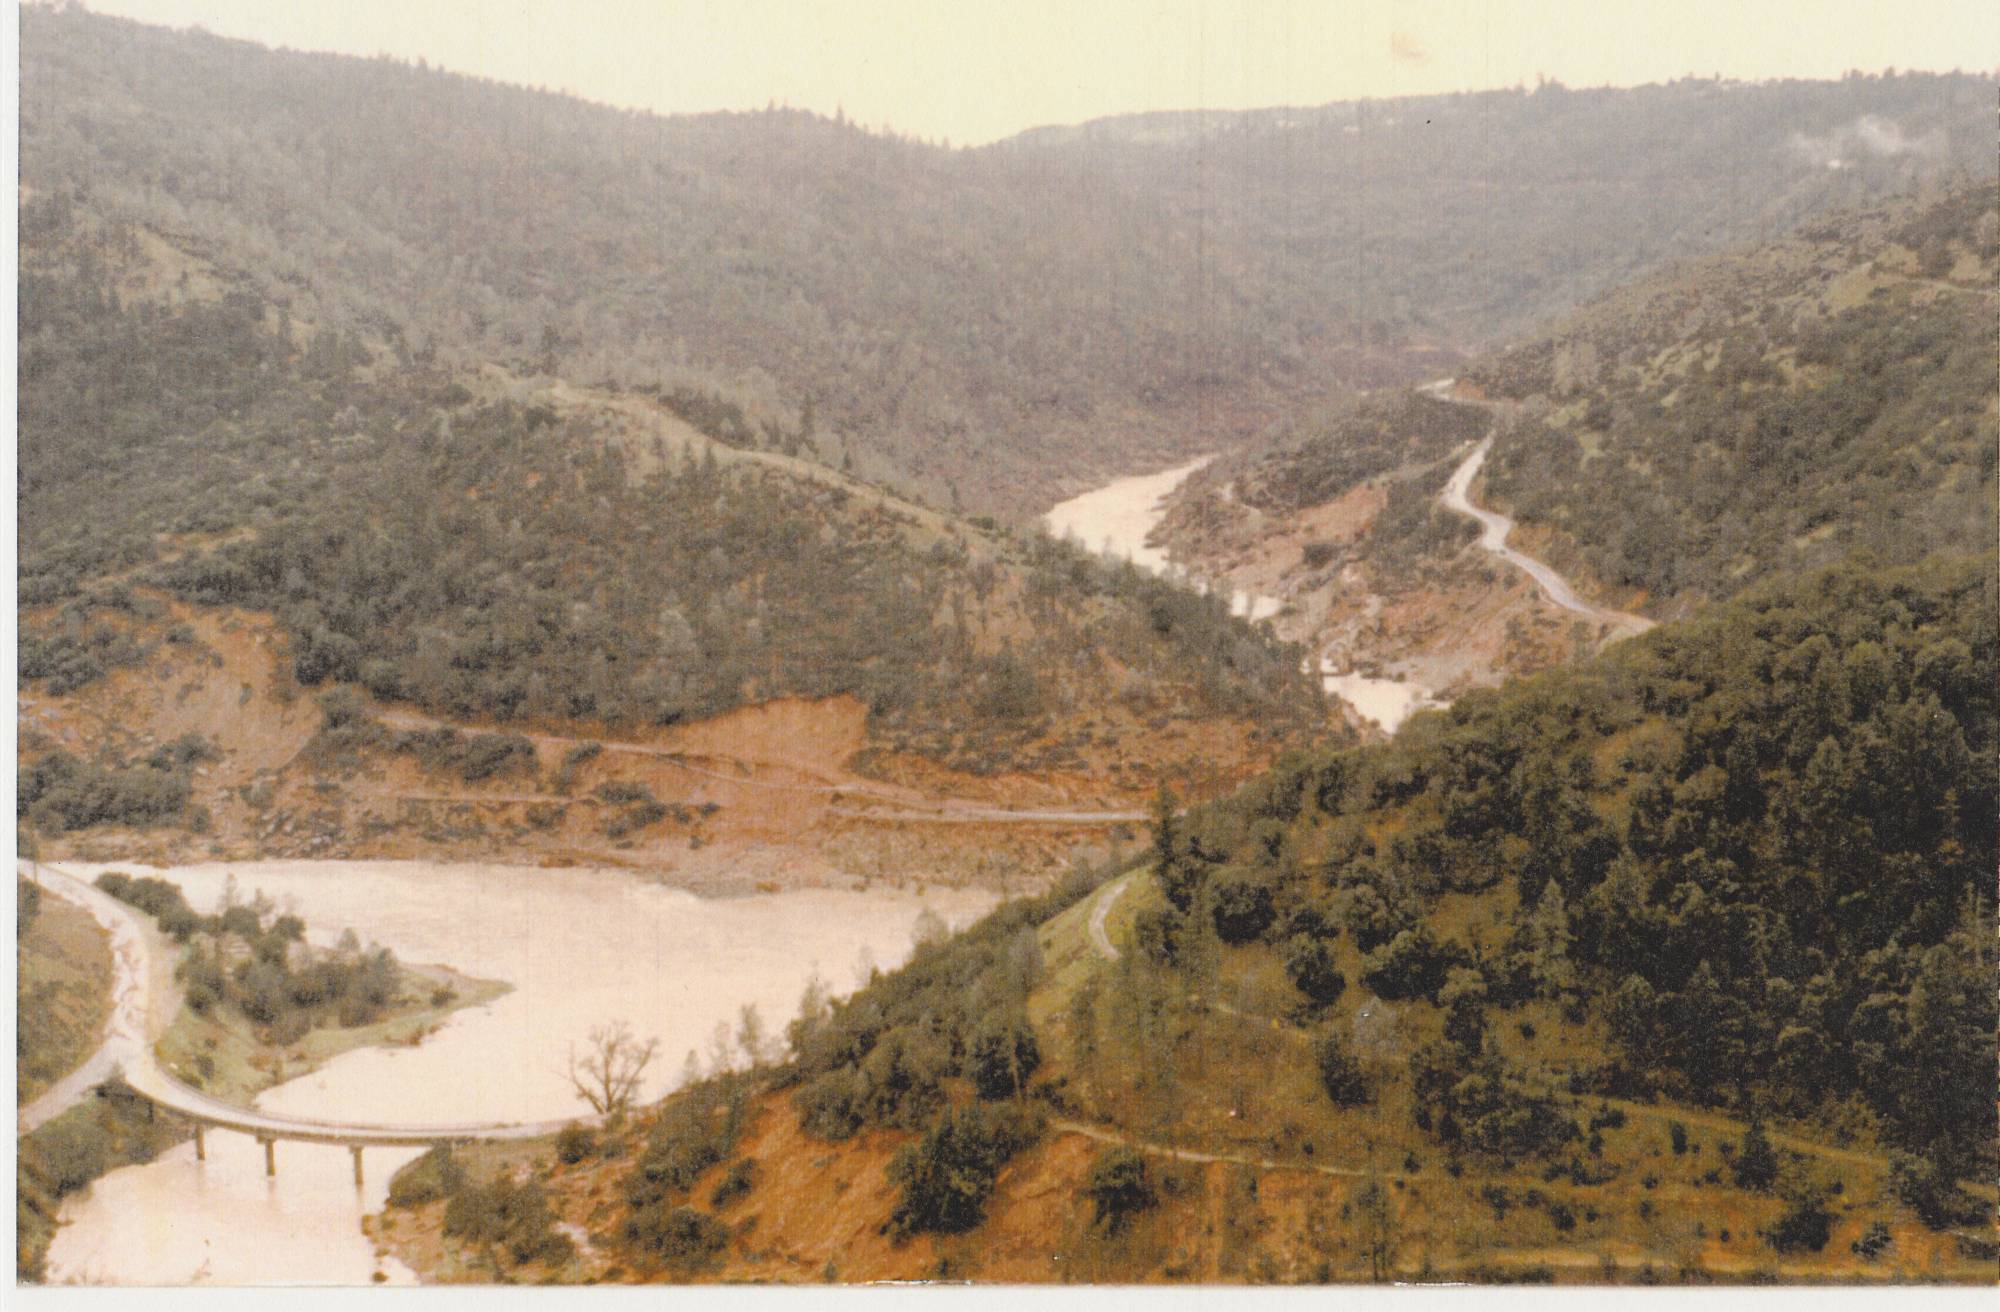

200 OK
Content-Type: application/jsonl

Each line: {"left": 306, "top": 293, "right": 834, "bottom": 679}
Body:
{"left": 18, "top": 869, "right": 165, "bottom": 1137}
{"left": 1438, "top": 431, "right": 1655, "bottom": 639}
{"left": 18, "top": 864, "right": 587, "bottom": 1148}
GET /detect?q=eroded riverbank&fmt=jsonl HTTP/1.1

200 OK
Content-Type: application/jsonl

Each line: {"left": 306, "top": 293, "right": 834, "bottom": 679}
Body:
{"left": 1046, "top": 454, "right": 1444, "bottom": 733}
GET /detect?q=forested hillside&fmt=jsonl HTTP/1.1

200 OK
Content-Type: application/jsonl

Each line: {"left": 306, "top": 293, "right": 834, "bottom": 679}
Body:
{"left": 782, "top": 553, "right": 1993, "bottom": 1194}
{"left": 17, "top": 193, "right": 1324, "bottom": 777}
{"left": 1141, "top": 183, "right": 1996, "bottom": 718}
{"left": 21, "top": 6, "right": 1992, "bottom": 511}
{"left": 383, "top": 553, "right": 1995, "bottom": 1283}
{"left": 1215, "top": 392, "right": 1489, "bottom": 518}
{"left": 1469, "top": 184, "right": 1997, "bottom": 610}
{"left": 1008, "top": 74, "right": 1994, "bottom": 348}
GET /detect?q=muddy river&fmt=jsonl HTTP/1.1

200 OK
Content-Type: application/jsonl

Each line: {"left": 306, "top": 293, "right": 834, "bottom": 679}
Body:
{"left": 43, "top": 859, "right": 991, "bottom": 1285}
{"left": 1046, "top": 460, "right": 1437, "bottom": 733}
{"left": 1044, "top": 458, "right": 1282, "bottom": 623}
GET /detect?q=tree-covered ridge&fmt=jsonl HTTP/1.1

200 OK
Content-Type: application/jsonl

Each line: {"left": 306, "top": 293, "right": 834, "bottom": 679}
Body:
{"left": 1466, "top": 185, "right": 1997, "bottom": 607}
{"left": 21, "top": 6, "right": 1993, "bottom": 511}
{"left": 17, "top": 200, "right": 1325, "bottom": 765}
{"left": 151, "top": 396, "right": 1323, "bottom": 749}
{"left": 1152, "top": 553, "right": 1991, "bottom": 1181}
{"left": 1012, "top": 75, "right": 1994, "bottom": 347}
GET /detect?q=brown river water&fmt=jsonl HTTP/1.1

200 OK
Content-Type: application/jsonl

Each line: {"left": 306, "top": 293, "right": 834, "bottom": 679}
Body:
{"left": 42, "top": 859, "right": 991, "bottom": 1285}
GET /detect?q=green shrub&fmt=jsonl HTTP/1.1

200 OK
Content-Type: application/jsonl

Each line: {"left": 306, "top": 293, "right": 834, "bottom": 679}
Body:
{"left": 1888, "top": 1152, "right": 1982, "bottom": 1229}
{"left": 886, "top": 1103, "right": 1043, "bottom": 1238}
{"left": 856, "top": 1029, "right": 949, "bottom": 1129}
{"left": 625, "top": 1079, "right": 747, "bottom": 1211}
{"left": 1338, "top": 882, "right": 1415, "bottom": 954}
{"left": 555, "top": 1123, "right": 598, "bottom": 1165}
{"left": 144, "top": 732, "right": 220, "bottom": 770}
{"left": 1314, "top": 1032, "right": 1372, "bottom": 1107}
{"left": 594, "top": 780, "right": 658, "bottom": 806}
{"left": 18, "top": 878, "right": 42, "bottom": 938}
{"left": 22, "top": 751, "right": 191, "bottom": 832}
{"left": 393, "top": 728, "right": 536, "bottom": 783}
{"left": 33, "top": 1116, "right": 108, "bottom": 1196}
{"left": 1285, "top": 936, "right": 1347, "bottom": 1005}
{"left": 316, "top": 687, "right": 372, "bottom": 729}
{"left": 795, "top": 1067, "right": 864, "bottom": 1141}
{"left": 709, "top": 1158, "right": 756, "bottom": 1209}
{"left": 1360, "top": 926, "right": 1468, "bottom": 1002}
{"left": 967, "top": 1015, "right": 1041, "bottom": 1100}
{"left": 443, "top": 1173, "right": 575, "bottom": 1266}
{"left": 1851, "top": 1220, "right": 1893, "bottom": 1261}
{"left": 1082, "top": 1148, "right": 1156, "bottom": 1233}
{"left": 1762, "top": 1176, "right": 1835, "bottom": 1253}
{"left": 1410, "top": 1043, "right": 1578, "bottom": 1163}
{"left": 388, "top": 1145, "right": 467, "bottom": 1208}
{"left": 1731, "top": 1121, "right": 1778, "bottom": 1192}
{"left": 624, "top": 1204, "right": 727, "bottom": 1270}
{"left": 1131, "top": 903, "right": 1188, "bottom": 966}
{"left": 1210, "top": 874, "right": 1276, "bottom": 944}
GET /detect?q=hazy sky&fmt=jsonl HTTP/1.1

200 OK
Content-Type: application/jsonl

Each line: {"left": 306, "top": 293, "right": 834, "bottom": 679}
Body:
{"left": 72, "top": 0, "right": 2000, "bottom": 145}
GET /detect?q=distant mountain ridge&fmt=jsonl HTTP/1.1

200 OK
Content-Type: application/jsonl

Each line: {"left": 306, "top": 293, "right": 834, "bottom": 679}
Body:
{"left": 21, "top": 5, "right": 1994, "bottom": 512}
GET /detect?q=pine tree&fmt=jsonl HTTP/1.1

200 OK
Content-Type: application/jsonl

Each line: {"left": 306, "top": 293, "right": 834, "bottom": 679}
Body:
{"left": 1733, "top": 1118, "right": 1778, "bottom": 1191}
{"left": 1525, "top": 883, "right": 1576, "bottom": 995}
{"left": 1149, "top": 781, "right": 1179, "bottom": 877}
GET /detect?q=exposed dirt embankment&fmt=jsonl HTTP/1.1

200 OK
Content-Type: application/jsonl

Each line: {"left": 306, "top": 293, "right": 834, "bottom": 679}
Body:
{"left": 1149, "top": 405, "right": 1635, "bottom": 727}
{"left": 19, "top": 597, "right": 1281, "bottom": 894}
{"left": 368, "top": 1086, "right": 1373, "bottom": 1285}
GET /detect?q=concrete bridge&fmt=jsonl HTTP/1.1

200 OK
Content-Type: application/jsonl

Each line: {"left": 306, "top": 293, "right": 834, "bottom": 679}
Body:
{"left": 21, "top": 864, "right": 600, "bottom": 1182}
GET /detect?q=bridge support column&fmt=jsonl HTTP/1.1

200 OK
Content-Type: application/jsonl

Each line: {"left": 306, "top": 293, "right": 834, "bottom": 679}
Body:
{"left": 351, "top": 1145, "right": 365, "bottom": 1187}
{"left": 193, "top": 1126, "right": 206, "bottom": 1161}
{"left": 261, "top": 1137, "right": 276, "bottom": 1177}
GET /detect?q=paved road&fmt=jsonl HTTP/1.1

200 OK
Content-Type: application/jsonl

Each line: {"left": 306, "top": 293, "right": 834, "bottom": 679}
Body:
{"left": 17, "top": 869, "right": 164, "bottom": 1136}
{"left": 18, "top": 865, "right": 586, "bottom": 1146}
{"left": 1439, "top": 434, "right": 1655, "bottom": 639}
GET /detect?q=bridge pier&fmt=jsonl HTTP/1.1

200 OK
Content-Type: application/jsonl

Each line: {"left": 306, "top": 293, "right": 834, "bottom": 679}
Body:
{"left": 193, "top": 1125, "right": 206, "bottom": 1161}
{"left": 260, "top": 1137, "right": 276, "bottom": 1177}
{"left": 351, "top": 1145, "right": 365, "bottom": 1187}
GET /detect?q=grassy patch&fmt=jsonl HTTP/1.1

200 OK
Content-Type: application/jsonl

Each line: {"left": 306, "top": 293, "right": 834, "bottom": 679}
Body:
{"left": 16, "top": 883, "right": 113, "bottom": 1106}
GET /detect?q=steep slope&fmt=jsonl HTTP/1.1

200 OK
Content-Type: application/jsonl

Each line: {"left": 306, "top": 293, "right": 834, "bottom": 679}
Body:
{"left": 1468, "top": 185, "right": 1997, "bottom": 611}
{"left": 22, "top": 6, "right": 1993, "bottom": 512}
{"left": 1150, "top": 184, "right": 1996, "bottom": 708}
{"left": 373, "top": 554, "right": 1996, "bottom": 1284}
{"left": 16, "top": 189, "right": 1327, "bottom": 885}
